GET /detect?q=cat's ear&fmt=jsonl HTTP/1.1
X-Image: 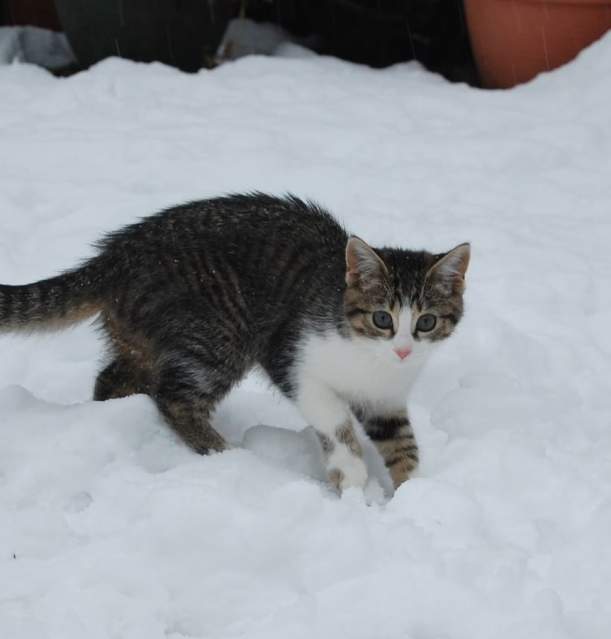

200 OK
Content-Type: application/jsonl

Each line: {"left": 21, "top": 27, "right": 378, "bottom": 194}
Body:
{"left": 345, "top": 236, "right": 387, "bottom": 286}
{"left": 426, "top": 243, "right": 470, "bottom": 294}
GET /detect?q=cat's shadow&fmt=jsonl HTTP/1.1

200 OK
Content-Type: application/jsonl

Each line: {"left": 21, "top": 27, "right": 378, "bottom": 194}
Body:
{"left": 240, "top": 424, "right": 393, "bottom": 500}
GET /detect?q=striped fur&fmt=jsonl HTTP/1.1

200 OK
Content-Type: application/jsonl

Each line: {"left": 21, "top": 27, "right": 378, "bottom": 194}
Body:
{"left": 0, "top": 264, "right": 106, "bottom": 332}
{"left": 363, "top": 411, "right": 419, "bottom": 488}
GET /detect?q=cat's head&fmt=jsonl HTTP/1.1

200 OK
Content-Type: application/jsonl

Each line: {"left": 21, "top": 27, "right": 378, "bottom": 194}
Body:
{"left": 343, "top": 237, "right": 470, "bottom": 365}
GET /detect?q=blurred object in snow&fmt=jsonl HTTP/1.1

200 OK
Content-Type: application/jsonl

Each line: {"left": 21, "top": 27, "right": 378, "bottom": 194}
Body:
{"left": 273, "top": 42, "right": 318, "bottom": 59}
{"left": 0, "top": 26, "right": 75, "bottom": 69}
{"left": 217, "top": 18, "right": 318, "bottom": 62}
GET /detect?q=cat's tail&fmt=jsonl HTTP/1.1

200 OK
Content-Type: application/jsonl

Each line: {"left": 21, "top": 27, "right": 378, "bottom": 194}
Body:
{"left": 0, "top": 259, "right": 107, "bottom": 332}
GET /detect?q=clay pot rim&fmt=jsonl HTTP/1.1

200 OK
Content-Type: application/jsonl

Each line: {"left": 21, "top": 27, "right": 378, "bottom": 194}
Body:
{"left": 498, "top": 0, "right": 611, "bottom": 5}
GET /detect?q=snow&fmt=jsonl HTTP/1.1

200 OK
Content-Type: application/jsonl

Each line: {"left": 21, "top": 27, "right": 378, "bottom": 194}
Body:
{"left": 1, "top": 30, "right": 611, "bottom": 639}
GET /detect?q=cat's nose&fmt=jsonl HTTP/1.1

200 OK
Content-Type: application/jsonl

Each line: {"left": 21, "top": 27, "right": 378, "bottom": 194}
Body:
{"left": 394, "top": 347, "right": 412, "bottom": 360}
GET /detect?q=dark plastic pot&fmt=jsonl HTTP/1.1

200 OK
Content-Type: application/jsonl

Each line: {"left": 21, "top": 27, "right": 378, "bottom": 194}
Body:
{"left": 273, "top": 0, "right": 476, "bottom": 82}
{"left": 54, "top": 0, "right": 239, "bottom": 72}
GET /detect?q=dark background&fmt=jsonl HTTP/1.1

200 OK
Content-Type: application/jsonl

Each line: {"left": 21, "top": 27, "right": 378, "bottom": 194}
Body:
{"left": 0, "top": 0, "right": 477, "bottom": 84}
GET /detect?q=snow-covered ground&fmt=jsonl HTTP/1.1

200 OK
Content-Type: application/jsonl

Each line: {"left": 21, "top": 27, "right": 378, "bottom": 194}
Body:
{"left": 1, "top": 32, "right": 611, "bottom": 639}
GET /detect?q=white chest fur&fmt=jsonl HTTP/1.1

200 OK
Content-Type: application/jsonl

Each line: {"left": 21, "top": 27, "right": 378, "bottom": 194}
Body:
{"left": 294, "top": 330, "right": 431, "bottom": 410}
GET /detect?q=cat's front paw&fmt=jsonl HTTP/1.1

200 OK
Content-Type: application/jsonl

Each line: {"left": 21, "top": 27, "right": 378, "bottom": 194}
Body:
{"left": 328, "top": 456, "right": 368, "bottom": 493}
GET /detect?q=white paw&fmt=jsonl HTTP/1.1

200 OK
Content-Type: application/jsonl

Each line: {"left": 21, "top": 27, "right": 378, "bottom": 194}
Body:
{"left": 338, "top": 456, "right": 368, "bottom": 491}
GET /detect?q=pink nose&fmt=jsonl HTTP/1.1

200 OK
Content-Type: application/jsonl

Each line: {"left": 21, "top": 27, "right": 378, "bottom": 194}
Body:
{"left": 394, "top": 347, "right": 412, "bottom": 360}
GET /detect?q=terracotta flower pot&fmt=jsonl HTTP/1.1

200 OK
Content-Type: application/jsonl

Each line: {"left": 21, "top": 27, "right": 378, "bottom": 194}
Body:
{"left": 464, "top": 0, "right": 611, "bottom": 88}
{"left": 5, "top": 0, "right": 62, "bottom": 31}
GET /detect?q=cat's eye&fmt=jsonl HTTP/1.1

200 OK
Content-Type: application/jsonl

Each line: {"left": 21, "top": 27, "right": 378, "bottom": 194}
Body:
{"left": 416, "top": 313, "right": 437, "bottom": 332}
{"left": 372, "top": 311, "right": 393, "bottom": 330}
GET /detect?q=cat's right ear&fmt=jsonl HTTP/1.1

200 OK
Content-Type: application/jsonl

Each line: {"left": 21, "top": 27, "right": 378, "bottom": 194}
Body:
{"left": 425, "top": 242, "right": 470, "bottom": 295}
{"left": 345, "top": 236, "right": 387, "bottom": 286}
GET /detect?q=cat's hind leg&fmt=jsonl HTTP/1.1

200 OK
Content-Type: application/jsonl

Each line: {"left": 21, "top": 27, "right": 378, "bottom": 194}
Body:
{"left": 155, "top": 389, "right": 227, "bottom": 455}
{"left": 95, "top": 311, "right": 153, "bottom": 401}
{"left": 94, "top": 357, "right": 149, "bottom": 401}
{"left": 150, "top": 309, "right": 252, "bottom": 455}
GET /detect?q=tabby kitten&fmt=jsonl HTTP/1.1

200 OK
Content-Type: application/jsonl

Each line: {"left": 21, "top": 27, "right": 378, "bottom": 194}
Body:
{"left": 0, "top": 194, "right": 469, "bottom": 492}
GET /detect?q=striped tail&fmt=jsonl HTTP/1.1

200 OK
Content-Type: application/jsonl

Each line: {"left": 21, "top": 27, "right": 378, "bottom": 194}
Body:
{"left": 0, "top": 261, "right": 105, "bottom": 332}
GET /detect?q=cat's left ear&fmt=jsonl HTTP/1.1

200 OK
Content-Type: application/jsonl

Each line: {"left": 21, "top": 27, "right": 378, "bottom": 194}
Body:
{"left": 426, "top": 243, "right": 470, "bottom": 294}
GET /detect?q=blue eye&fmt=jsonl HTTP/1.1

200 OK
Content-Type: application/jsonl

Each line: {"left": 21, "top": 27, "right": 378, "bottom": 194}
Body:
{"left": 372, "top": 311, "right": 393, "bottom": 330}
{"left": 416, "top": 313, "right": 437, "bottom": 332}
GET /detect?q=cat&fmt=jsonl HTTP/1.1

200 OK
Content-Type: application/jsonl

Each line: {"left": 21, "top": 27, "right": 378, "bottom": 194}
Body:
{"left": 0, "top": 193, "right": 469, "bottom": 493}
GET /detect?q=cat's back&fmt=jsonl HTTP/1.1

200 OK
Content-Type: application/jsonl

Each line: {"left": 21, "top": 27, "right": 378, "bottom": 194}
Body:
{"left": 95, "top": 194, "right": 349, "bottom": 320}
{"left": 99, "top": 193, "right": 346, "bottom": 253}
